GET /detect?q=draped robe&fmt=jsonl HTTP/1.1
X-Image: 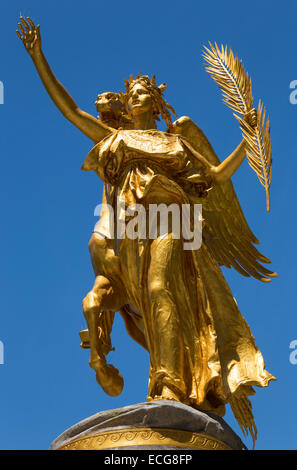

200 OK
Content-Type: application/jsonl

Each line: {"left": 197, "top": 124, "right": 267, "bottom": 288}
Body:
{"left": 82, "top": 129, "right": 275, "bottom": 417}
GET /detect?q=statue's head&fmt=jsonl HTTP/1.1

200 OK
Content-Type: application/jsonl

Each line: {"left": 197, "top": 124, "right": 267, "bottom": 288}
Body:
{"left": 95, "top": 92, "right": 125, "bottom": 118}
{"left": 122, "top": 74, "right": 176, "bottom": 128}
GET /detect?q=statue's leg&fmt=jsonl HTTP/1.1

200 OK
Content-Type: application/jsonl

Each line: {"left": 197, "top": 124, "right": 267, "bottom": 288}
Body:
{"left": 83, "top": 233, "right": 128, "bottom": 395}
{"left": 82, "top": 275, "right": 126, "bottom": 396}
{"left": 82, "top": 275, "right": 125, "bottom": 366}
{"left": 82, "top": 276, "right": 106, "bottom": 366}
{"left": 84, "top": 233, "right": 122, "bottom": 364}
{"left": 146, "top": 235, "right": 188, "bottom": 403}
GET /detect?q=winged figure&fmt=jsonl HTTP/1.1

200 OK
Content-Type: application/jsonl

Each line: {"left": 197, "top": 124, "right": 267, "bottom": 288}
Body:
{"left": 17, "top": 17, "right": 276, "bottom": 447}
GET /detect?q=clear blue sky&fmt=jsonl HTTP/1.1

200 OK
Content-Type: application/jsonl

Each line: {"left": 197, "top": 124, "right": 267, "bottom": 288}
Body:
{"left": 0, "top": 0, "right": 296, "bottom": 450}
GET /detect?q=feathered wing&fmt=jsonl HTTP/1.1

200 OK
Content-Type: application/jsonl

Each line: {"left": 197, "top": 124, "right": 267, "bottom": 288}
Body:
{"left": 170, "top": 117, "right": 276, "bottom": 447}
{"left": 172, "top": 116, "right": 276, "bottom": 281}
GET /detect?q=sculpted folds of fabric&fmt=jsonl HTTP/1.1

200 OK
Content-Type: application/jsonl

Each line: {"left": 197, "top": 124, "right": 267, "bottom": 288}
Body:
{"left": 17, "top": 16, "right": 276, "bottom": 447}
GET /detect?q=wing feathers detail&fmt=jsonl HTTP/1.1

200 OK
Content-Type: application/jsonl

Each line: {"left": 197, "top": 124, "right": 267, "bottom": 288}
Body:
{"left": 170, "top": 117, "right": 276, "bottom": 281}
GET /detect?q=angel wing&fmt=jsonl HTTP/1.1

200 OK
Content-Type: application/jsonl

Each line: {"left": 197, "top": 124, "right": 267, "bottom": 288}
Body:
{"left": 170, "top": 116, "right": 276, "bottom": 282}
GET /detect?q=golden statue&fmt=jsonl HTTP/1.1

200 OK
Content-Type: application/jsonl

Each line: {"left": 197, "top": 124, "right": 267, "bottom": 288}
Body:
{"left": 17, "top": 18, "right": 276, "bottom": 447}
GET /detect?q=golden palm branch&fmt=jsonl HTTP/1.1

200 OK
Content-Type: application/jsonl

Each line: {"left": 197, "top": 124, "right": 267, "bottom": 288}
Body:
{"left": 203, "top": 42, "right": 272, "bottom": 211}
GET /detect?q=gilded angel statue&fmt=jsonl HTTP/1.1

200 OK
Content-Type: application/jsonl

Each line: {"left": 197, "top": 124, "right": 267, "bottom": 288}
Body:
{"left": 17, "top": 17, "right": 276, "bottom": 446}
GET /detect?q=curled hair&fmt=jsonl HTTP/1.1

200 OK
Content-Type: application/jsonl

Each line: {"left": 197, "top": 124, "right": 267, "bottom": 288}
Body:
{"left": 121, "top": 74, "right": 177, "bottom": 128}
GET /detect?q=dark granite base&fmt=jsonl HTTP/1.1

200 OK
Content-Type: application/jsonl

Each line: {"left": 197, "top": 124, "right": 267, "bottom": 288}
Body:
{"left": 50, "top": 400, "right": 246, "bottom": 450}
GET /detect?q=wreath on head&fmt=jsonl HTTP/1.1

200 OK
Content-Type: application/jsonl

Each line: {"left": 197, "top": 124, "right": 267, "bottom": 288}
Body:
{"left": 121, "top": 73, "right": 177, "bottom": 129}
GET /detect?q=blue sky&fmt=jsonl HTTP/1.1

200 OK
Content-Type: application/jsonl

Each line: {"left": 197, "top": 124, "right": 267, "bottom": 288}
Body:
{"left": 0, "top": 0, "right": 296, "bottom": 450}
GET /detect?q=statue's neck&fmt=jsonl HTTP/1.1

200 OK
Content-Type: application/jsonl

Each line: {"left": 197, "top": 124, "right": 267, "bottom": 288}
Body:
{"left": 133, "top": 112, "right": 156, "bottom": 130}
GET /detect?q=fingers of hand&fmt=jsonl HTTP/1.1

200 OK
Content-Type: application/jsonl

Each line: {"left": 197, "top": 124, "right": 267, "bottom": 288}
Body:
{"left": 16, "top": 16, "right": 38, "bottom": 45}
{"left": 17, "top": 21, "right": 26, "bottom": 36}
{"left": 16, "top": 29, "right": 23, "bottom": 40}
{"left": 20, "top": 17, "right": 30, "bottom": 33}
{"left": 245, "top": 108, "right": 257, "bottom": 127}
{"left": 26, "top": 17, "right": 36, "bottom": 31}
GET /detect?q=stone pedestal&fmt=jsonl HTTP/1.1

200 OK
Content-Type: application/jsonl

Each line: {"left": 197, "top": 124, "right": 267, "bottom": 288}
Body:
{"left": 50, "top": 400, "right": 246, "bottom": 450}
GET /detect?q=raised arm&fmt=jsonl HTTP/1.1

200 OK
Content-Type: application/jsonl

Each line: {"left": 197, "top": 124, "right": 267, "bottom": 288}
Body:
{"left": 179, "top": 109, "right": 257, "bottom": 185}
{"left": 16, "top": 17, "right": 111, "bottom": 143}
{"left": 210, "top": 139, "right": 247, "bottom": 184}
{"left": 210, "top": 109, "right": 257, "bottom": 184}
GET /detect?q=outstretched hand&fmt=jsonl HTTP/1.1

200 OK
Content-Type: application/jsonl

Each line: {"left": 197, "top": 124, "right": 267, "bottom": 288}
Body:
{"left": 16, "top": 17, "right": 41, "bottom": 57}
{"left": 243, "top": 108, "right": 257, "bottom": 129}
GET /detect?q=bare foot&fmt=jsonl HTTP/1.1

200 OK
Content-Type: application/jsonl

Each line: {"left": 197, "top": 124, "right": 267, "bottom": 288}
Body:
{"left": 89, "top": 355, "right": 124, "bottom": 397}
{"left": 95, "top": 363, "right": 124, "bottom": 397}
{"left": 149, "top": 385, "right": 181, "bottom": 402}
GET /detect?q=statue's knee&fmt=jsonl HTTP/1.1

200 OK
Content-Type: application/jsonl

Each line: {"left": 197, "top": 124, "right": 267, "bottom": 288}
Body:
{"left": 88, "top": 234, "right": 119, "bottom": 277}
{"left": 88, "top": 233, "right": 108, "bottom": 255}
{"left": 149, "top": 280, "right": 166, "bottom": 299}
{"left": 83, "top": 280, "right": 109, "bottom": 312}
{"left": 94, "top": 275, "right": 112, "bottom": 293}
{"left": 83, "top": 290, "right": 98, "bottom": 313}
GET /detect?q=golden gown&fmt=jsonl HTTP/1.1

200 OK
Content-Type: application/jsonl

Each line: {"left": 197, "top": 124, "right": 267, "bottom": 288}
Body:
{"left": 82, "top": 128, "right": 275, "bottom": 421}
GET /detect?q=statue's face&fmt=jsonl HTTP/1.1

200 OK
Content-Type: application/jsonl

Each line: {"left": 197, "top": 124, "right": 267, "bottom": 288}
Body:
{"left": 128, "top": 83, "right": 153, "bottom": 116}
{"left": 95, "top": 92, "right": 123, "bottom": 115}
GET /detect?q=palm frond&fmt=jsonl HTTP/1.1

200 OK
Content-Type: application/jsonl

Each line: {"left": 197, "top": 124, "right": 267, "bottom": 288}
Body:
{"left": 203, "top": 42, "right": 272, "bottom": 211}
{"left": 236, "top": 101, "right": 272, "bottom": 211}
